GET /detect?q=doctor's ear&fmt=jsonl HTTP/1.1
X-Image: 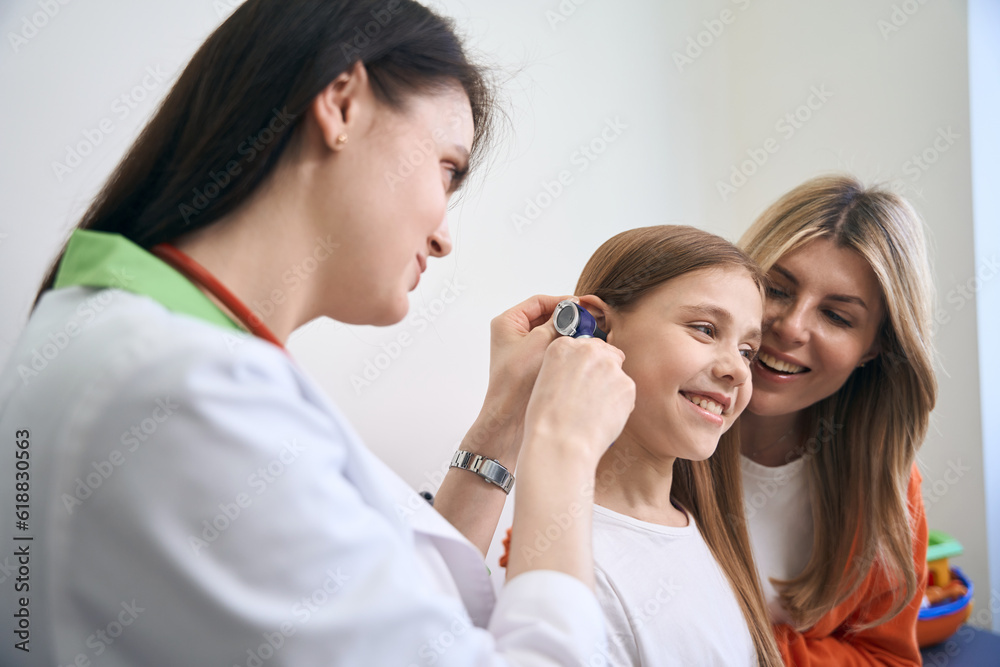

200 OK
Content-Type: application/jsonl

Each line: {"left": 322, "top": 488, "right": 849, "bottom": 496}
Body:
{"left": 576, "top": 295, "right": 612, "bottom": 333}
{"left": 310, "top": 61, "right": 373, "bottom": 152}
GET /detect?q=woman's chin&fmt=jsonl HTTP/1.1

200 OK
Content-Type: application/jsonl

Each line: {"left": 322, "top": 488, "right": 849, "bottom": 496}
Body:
{"left": 746, "top": 394, "right": 803, "bottom": 418}
{"left": 340, "top": 298, "right": 409, "bottom": 327}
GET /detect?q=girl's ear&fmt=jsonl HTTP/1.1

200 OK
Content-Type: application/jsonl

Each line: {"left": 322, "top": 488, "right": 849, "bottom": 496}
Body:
{"left": 576, "top": 295, "right": 612, "bottom": 333}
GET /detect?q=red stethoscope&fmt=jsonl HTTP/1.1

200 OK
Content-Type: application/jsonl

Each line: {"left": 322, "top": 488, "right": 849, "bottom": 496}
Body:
{"left": 151, "top": 242, "right": 286, "bottom": 351}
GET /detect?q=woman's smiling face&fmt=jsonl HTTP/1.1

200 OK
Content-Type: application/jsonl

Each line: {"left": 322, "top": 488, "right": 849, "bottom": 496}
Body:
{"left": 588, "top": 266, "right": 763, "bottom": 461}
{"left": 749, "top": 237, "right": 884, "bottom": 417}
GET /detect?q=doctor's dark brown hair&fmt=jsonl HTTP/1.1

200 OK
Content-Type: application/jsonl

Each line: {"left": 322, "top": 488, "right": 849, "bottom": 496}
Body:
{"left": 575, "top": 225, "right": 782, "bottom": 667}
{"left": 33, "top": 0, "right": 495, "bottom": 307}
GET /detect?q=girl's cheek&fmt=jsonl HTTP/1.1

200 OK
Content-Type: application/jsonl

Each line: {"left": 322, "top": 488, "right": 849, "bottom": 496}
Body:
{"left": 737, "top": 386, "right": 753, "bottom": 414}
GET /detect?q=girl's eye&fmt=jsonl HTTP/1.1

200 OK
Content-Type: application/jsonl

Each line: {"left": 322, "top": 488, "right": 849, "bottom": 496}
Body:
{"left": 766, "top": 286, "right": 789, "bottom": 299}
{"left": 740, "top": 348, "right": 757, "bottom": 362}
{"left": 825, "top": 310, "right": 852, "bottom": 327}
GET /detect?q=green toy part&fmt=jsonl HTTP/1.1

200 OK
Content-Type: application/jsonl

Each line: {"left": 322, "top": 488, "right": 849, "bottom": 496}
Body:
{"left": 927, "top": 530, "right": 964, "bottom": 562}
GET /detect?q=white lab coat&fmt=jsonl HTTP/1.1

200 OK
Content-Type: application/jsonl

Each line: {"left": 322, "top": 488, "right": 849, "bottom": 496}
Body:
{"left": 0, "top": 286, "right": 605, "bottom": 666}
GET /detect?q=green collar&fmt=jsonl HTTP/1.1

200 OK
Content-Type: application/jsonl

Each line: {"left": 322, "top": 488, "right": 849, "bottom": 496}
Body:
{"left": 53, "top": 229, "right": 244, "bottom": 333}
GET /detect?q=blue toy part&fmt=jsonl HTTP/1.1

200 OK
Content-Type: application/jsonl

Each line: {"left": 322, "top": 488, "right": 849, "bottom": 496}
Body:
{"left": 919, "top": 567, "right": 973, "bottom": 620}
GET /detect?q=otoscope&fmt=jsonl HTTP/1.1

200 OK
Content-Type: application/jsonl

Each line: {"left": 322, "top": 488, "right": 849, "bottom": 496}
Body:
{"left": 553, "top": 299, "right": 608, "bottom": 340}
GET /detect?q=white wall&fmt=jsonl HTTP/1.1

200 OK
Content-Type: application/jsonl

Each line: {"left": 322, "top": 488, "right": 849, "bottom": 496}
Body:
{"left": 1, "top": 0, "right": 993, "bottom": 628}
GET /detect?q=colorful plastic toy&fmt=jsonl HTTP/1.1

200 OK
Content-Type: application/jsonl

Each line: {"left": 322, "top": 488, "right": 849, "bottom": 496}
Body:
{"left": 917, "top": 530, "right": 974, "bottom": 647}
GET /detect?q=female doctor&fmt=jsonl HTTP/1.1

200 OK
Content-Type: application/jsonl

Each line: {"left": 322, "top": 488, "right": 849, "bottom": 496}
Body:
{"left": 0, "top": 1, "right": 635, "bottom": 665}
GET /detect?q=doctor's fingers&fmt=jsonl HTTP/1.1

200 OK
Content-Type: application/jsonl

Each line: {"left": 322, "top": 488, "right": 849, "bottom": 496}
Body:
{"left": 484, "top": 294, "right": 577, "bottom": 398}
{"left": 523, "top": 338, "right": 635, "bottom": 455}
{"left": 489, "top": 295, "right": 567, "bottom": 359}
{"left": 542, "top": 334, "right": 626, "bottom": 370}
{"left": 492, "top": 293, "right": 574, "bottom": 336}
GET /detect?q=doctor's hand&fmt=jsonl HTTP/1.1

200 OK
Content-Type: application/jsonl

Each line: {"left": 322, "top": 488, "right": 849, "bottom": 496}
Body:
{"left": 520, "top": 335, "right": 635, "bottom": 468}
{"left": 433, "top": 294, "right": 579, "bottom": 557}
{"left": 490, "top": 293, "right": 570, "bottom": 395}
{"left": 465, "top": 294, "right": 574, "bottom": 460}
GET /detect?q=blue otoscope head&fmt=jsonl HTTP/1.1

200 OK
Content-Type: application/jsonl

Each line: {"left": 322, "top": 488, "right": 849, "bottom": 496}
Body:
{"left": 553, "top": 299, "right": 608, "bottom": 341}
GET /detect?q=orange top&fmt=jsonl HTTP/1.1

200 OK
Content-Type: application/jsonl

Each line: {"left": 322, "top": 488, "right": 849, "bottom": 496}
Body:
{"left": 498, "top": 527, "right": 512, "bottom": 569}
{"left": 497, "top": 466, "right": 928, "bottom": 666}
{"left": 771, "top": 465, "right": 928, "bottom": 666}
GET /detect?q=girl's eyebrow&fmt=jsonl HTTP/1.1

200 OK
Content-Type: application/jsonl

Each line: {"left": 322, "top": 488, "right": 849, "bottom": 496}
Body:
{"left": 678, "top": 303, "right": 762, "bottom": 343}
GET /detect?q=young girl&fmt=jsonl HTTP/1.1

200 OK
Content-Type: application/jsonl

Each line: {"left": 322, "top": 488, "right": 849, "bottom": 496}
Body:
{"left": 738, "top": 175, "right": 934, "bottom": 664}
{"left": 503, "top": 225, "right": 783, "bottom": 666}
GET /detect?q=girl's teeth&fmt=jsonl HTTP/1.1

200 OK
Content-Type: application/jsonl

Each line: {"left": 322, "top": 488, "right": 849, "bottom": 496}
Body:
{"left": 758, "top": 352, "right": 806, "bottom": 374}
{"left": 683, "top": 393, "right": 724, "bottom": 415}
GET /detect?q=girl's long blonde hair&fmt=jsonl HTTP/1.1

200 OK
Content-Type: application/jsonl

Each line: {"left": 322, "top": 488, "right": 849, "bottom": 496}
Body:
{"left": 576, "top": 225, "right": 783, "bottom": 667}
{"left": 738, "top": 174, "right": 937, "bottom": 630}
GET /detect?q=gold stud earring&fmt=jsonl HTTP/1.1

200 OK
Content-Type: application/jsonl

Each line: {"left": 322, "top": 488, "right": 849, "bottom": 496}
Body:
{"left": 335, "top": 133, "right": 348, "bottom": 147}
{"left": 859, "top": 361, "right": 866, "bottom": 368}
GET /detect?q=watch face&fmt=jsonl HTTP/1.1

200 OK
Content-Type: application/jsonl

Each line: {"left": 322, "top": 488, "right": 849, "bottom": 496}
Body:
{"left": 555, "top": 301, "right": 578, "bottom": 335}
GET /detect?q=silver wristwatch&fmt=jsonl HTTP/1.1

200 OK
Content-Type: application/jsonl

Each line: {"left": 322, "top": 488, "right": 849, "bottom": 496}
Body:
{"left": 450, "top": 450, "right": 514, "bottom": 494}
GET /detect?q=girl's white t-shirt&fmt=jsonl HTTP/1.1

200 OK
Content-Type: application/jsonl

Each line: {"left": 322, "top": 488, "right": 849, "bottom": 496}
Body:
{"left": 591, "top": 503, "right": 757, "bottom": 666}
{"left": 740, "top": 455, "right": 814, "bottom": 625}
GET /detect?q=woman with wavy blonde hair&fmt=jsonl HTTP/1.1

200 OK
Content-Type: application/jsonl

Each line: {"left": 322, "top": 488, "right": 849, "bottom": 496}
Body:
{"left": 738, "top": 174, "right": 936, "bottom": 664}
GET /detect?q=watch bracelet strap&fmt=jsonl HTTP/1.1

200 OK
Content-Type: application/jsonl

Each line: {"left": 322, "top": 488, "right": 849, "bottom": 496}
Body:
{"left": 450, "top": 450, "right": 514, "bottom": 494}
